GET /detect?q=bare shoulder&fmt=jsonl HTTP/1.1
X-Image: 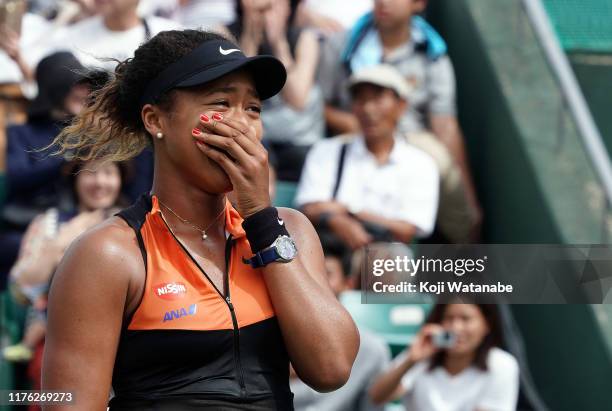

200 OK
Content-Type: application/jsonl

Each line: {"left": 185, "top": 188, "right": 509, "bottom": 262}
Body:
{"left": 65, "top": 216, "right": 141, "bottom": 265}
{"left": 43, "top": 217, "right": 143, "bottom": 405}
{"left": 52, "top": 216, "right": 143, "bottom": 290}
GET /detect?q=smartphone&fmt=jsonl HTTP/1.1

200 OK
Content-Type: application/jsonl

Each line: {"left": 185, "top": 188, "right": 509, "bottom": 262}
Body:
{"left": 0, "top": 0, "right": 26, "bottom": 35}
{"left": 432, "top": 330, "right": 456, "bottom": 349}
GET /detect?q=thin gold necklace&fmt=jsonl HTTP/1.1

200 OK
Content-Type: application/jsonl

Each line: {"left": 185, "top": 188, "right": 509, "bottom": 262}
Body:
{"left": 158, "top": 200, "right": 226, "bottom": 241}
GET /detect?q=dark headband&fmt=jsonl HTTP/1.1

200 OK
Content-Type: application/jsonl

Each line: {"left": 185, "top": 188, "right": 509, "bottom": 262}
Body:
{"left": 139, "top": 39, "right": 286, "bottom": 107}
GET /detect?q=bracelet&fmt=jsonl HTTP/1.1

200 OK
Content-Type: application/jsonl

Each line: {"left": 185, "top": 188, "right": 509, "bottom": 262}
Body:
{"left": 241, "top": 207, "right": 289, "bottom": 254}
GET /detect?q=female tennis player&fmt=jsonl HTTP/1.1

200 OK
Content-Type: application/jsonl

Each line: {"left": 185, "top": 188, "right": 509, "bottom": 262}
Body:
{"left": 41, "top": 30, "right": 359, "bottom": 410}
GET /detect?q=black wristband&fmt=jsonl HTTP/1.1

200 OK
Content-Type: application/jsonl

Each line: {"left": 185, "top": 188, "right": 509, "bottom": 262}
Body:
{"left": 241, "top": 207, "right": 289, "bottom": 254}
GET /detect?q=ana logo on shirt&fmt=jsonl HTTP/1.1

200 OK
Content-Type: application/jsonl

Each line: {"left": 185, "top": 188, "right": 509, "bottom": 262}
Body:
{"left": 163, "top": 304, "right": 197, "bottom": 322}
{"left": 154, "top": 282, "right": 187, "bottom": 300}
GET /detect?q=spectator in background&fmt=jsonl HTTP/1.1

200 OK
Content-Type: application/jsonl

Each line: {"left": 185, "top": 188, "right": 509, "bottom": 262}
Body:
{"left": 370, "top": 303, "right": 520, "bottom": 411}
{"left": 0, "top": 0, "right": 117, "bottom": 91}
{"left": 2, "top": 52, "right": 85, "bottom": 230}
{"left": 291, "top": 242, "right": 390, "bottom": 411}
{"left": 3, "top": 158, "right": 127, "bottom": 395}
{"left": 1, "top": 0, "right": 180, "bottom": 82}
{"left": 1, "top": 1, "right": 180, "bottom": 204}
{"left": 36, "top": 0, "right": 180, "bottom": 71}
{"left": 318, "top": 0, "right": 481, "bottom": 238}
{"left": 297, "top": 65, "right": 439, "bottom": 250}
{"left": 0, "top": 8, "right": 52, "bottom": 86}
{"left": 226, "top": 0, "right": 323, "bottom": 181}
{"left": 0, "top": 58, "right": 105, "bottom": 291}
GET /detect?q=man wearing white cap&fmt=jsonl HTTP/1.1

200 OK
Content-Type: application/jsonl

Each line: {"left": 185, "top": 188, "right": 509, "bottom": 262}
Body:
{"left": 296, "top": 64, "right": 439, "bottom": 249}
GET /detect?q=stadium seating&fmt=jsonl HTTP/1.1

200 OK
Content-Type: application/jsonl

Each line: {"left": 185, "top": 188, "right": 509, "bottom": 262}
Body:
{"left": 273, "top": 181, "right": 298, "bottom": 208}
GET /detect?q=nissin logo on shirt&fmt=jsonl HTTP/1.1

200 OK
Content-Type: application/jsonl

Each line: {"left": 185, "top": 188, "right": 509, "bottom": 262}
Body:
{"left": 154, "top": 282, "right": 187, "bottom": 300}
{"left": 163, "top": 304, "right": 197, "bottom": 322}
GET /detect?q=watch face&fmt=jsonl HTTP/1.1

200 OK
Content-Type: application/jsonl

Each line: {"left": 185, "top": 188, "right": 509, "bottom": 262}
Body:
{"left": 275, "top": 236, "right": 297, "bottom": 260}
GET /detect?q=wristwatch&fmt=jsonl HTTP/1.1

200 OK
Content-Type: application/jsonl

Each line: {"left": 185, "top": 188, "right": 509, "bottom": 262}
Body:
{"left": 246, "top": 235, "right": 298, "bottom": 268}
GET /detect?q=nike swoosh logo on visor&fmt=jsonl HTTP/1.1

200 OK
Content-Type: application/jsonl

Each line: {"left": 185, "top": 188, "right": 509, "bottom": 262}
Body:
{"left": 219, "top": 46, "right": 241, "bottom": 55}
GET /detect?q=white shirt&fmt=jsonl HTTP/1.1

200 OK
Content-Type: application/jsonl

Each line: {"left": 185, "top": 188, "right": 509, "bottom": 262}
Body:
{"left": 177, "top": 0, "right": 236, "bottom": 29}
{"left": 0, "top": 13, "right": 52, "bottom": 84}
{"left": 31, "top": 15, "right": 181, "bottom": 70}
{"left": 304, "top": 0, "right": 373, "bottom": 29}
{"left": 393, "top": 347, "right": 519, "bottom": 411}
{"left": 139, "top": 0, "right": 236, "bottom": 30}
{"left": 295, "top": 134, "right": 439, "bottom": 237}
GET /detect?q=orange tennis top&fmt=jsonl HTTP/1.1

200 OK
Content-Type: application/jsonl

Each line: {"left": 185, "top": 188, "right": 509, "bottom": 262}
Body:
{"left": 109, "top": 194, "right": 293, "bottom": 409}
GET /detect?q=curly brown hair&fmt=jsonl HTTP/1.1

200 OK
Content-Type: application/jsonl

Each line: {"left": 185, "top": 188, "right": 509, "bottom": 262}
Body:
{"left": 52, "top": 30, "right": 234, "bottom": 163}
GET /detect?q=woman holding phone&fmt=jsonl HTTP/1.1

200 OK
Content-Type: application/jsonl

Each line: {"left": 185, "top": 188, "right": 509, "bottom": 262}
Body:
{"left": 42, "top": 29, "right": 359, "bottom": 410}
{"left": 369, "top": 304, "right": 519, "bottom": 411}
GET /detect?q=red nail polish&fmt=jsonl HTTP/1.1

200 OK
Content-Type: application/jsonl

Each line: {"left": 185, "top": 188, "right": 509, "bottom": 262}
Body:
{"left": 200, "top": 114, "right": 209, "bottom": 122}
{"left": 212, "top": 113, "right": 223, "bottom": 121}
{"left": 192, "top": 128, "right": 201, "bottom": 136}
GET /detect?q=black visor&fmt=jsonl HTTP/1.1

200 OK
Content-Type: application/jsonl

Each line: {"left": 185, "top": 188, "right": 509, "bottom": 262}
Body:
{"left": 139, "top": 39, "right": 287, "bottom": 107}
